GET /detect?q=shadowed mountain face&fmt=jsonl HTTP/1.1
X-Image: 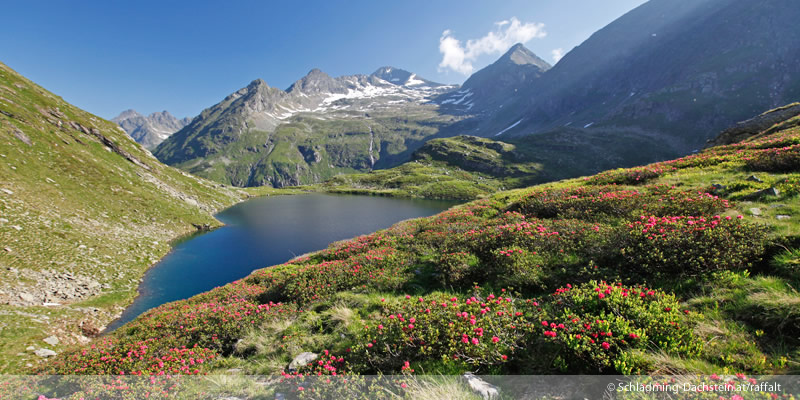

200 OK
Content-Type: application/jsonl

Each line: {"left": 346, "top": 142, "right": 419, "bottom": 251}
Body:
{"left": 477, "top": 0, "right": 800, "bottom": 153}
{"left": 435, "top": 43, "right": 551, "bottom": 116}
{"left": 112, "top": 110, "right": 190, "bottom": 149}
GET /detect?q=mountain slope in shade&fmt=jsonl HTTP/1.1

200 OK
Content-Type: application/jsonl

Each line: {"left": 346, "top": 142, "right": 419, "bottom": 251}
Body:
{"left": 0, "top": 61, "right": 244, "bottom": 371}
{"left": 436, "top": 43, "right": 550, "bottom": 117}
{"left": 154, "top": 68, "right": 458, "bottom": 187}
{"left": 485, "top": 0, "right": 800, "bottom": 153}
{"left": 112, "top": 109, "right": 191, "bottom": 149}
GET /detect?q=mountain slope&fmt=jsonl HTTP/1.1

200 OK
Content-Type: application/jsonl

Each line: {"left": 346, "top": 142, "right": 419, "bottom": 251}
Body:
{"left": 41, "top": 105, "right": 800, "bottom": 392}
{"left": 153, "top": 68, "right": 458, "bottom": 187}
{"left": 113, "top": 109, "right": 191, "bottom": 149}
{"left": 483, "top": 0, "right": 800, "bottom": 152}
{"left": 0, "top": 62, "right": 247, "bottom": 371}
{"left": 320, "top": 128, "right": 678, "bottom": 200}
{"left": 436, "top": 43, "right": 550, "bottom": 118}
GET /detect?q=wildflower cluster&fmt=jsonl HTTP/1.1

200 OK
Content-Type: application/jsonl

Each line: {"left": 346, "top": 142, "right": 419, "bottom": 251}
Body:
{"left": 540, "top": 281, "right": 702, "bottom": 374}
{"left": 350, "top": 292, "right": 541, "bottom": 372}
{"left": 510, "top": 185, "right": 730, "bottom": 222}
{"left": 589, "top": 166, "right": 675, "bottom": 185}
{"left": 745, "top": 144, "right": 800, "bottom": 172}
{"left": 618, "top": 215, "right": 768, "bottom": 276}
{"left": 43, "top": 281, "right": 294, "bottom": 375}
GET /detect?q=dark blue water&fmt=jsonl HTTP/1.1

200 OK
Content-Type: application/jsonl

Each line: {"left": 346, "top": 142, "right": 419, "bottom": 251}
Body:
{"left": 107, "top": 193, "right": 457, "bottom": 331}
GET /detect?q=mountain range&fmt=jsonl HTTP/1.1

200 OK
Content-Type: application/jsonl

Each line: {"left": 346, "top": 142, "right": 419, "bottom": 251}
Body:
{"left": 149, "top": 0, "right": 800, "bottom": 189}
{"left": 152, "top": 67, "right": 458, "bottom": 186}
{"left": 112, "top": 110, "right": 190, "bottom": 149}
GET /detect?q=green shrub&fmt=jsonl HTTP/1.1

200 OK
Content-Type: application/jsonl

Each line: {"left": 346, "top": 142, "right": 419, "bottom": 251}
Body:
{"left": 488, "top": 246, "right": 547, "bottom": 290}
{"left": 540, "top": 282, "right": 702, "bottom": 374}
{"left": 349, "top": 292, "right": 542, "bottom": 373}
{"left": 507, "top": 185, "right": 730, "bottom": 223}
{"left": 437, "top": 251, "right": 481, "bottom": 287}
{"left": 588, "top": 166, "right": 674, "bottom": 185}
{"left": 746, "top": 145, "right": 800, "bottom": 172}
{"left": 616, "top": 215, "right": 770, "bottom": 277}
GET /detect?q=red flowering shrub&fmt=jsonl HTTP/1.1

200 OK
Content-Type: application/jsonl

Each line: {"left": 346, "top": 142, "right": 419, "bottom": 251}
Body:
{"left": 349, "top": 292, "right": 542, "bottom": 373}
{"left": 746, "top": 145, "right": 800, "bottom": 172}
{"left": 616, "top": 215, "right": 769, "bottom": 276}
{"left": 589, "top": 166, "right": 674, "bottom": 185}
{"left": 508, "top": 186, "right": 730, "bottom": 222}
{"left": 43, "top": 281, "right": 295, "bottom": 375}
{"left": 640, "top": 186, "right": 731, "bottom": 217}
{"left": 509, "top": 186, "right": 648, "bottom": 221}
{"left": 247, "top": 246, "right": 414, "bottom": 304}
{"left": 776, "top": 176, "right": 800, "bottom": 197}
{"left": 46, "top": 337, "right": 217, "bottom": 375}
{"left": 657, "top": 153, "right": 731, "bottom": 169}
{"left": 540, "top": 282, "right": 702, "bottom": 374}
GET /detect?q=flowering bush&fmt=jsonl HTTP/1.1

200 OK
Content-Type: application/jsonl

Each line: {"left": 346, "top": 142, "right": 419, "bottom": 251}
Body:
{"left": 776, "top": 176, "right": 800, "bottom": 197}
{"left": 349, "top": 292, "right": 542, "bottom": 373}
{"left": 616, "top": 215, "right": 769, "bottom": 276}
{"left": 745, "top": 145, "right": 800, "bottom": 172}
{"left": 589, "top": 166, "right": 675, "bottom": 185}
{"left": 509, "top": 186, "right": 649, "bottom": 221}
{"left": 509, "top": 186, "right": 730, "bottom": 222}
{"left": 540, "top": 282, "right": 702, "bottom": 374}
{"left": 43, "top": 281, "right": 295, "bottom": 375}
{"left": 247, "top": 245, "right": 414, "bottom": 304}
{"left": 46, "top": 337, "right": 217, "bottom": 376}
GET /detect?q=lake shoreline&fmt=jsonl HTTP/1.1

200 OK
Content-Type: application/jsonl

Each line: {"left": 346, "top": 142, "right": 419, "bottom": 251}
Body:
{"left": 99, "top": 188, "right": 307, "bottom": 334}
{"left": 105, "top": 193, "right": 459, "bottom": 332}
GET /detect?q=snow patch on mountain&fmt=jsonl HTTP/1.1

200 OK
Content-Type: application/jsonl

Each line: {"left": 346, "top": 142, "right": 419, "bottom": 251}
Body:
{"left": 495, "top": 119, "right": 522, "bottom": 136}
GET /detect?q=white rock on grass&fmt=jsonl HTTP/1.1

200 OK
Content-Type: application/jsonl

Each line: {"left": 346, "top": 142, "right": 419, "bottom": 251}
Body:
{"left": 463, "top": 372, "right": 500, "bottom": 400}
{"left": 34, "top": 348, "right": 56, "bottom": 358}
{"left": 287, "top": 352, "right": 318, "bottom": 372}
{"left": 43, "top": 336, "right": 59, "bottom": 346}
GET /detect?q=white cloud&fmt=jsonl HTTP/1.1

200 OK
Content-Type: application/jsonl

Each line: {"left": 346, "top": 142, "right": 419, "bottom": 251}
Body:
{"left": 438, "top": 17, "right": 546, "bottom": 76}
{"left": 551, "top": 48, "right": 565, "bottom": 63}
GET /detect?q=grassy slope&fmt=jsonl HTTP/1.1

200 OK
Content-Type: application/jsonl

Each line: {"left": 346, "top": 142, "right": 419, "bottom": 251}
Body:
{"left": 41, "top": 108, "right": 800, "bottom": 387}
{"left": 319, "top": 130, "right": 677, "bottom": 200}
{"left": 0, "top": 62, "right": 299, "bottom": 372}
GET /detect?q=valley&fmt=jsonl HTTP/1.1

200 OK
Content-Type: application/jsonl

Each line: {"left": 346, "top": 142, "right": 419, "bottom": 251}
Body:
{"left": 1, "top": 0, "right": 800, "bottom": 397}
{"left": 32, "top": 104, "right": 800, "bottom": 398}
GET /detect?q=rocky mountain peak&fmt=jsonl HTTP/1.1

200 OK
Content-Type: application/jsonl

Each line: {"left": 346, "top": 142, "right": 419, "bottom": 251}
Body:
{"left": 370, "top": 66, "right": 413, "bottom": 85}
{"left": 286, "top": 68, "right": 339, "bottom": 94}
{"left": 499, "top": 43, "right": 551, "bottom": 71}
{"left": 113, "top": 108, "right": 190, "bottom": 149}
{"left": 247, "top": 78, "right": 269, "bottom": 90}
{"left": 114, "top": 109, "right": 143, "bottom": 121}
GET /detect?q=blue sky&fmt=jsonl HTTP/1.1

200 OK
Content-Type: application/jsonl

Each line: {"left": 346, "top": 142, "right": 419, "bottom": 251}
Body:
{"left": 0, "top": 0, "right": 647, "bottom": 119}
